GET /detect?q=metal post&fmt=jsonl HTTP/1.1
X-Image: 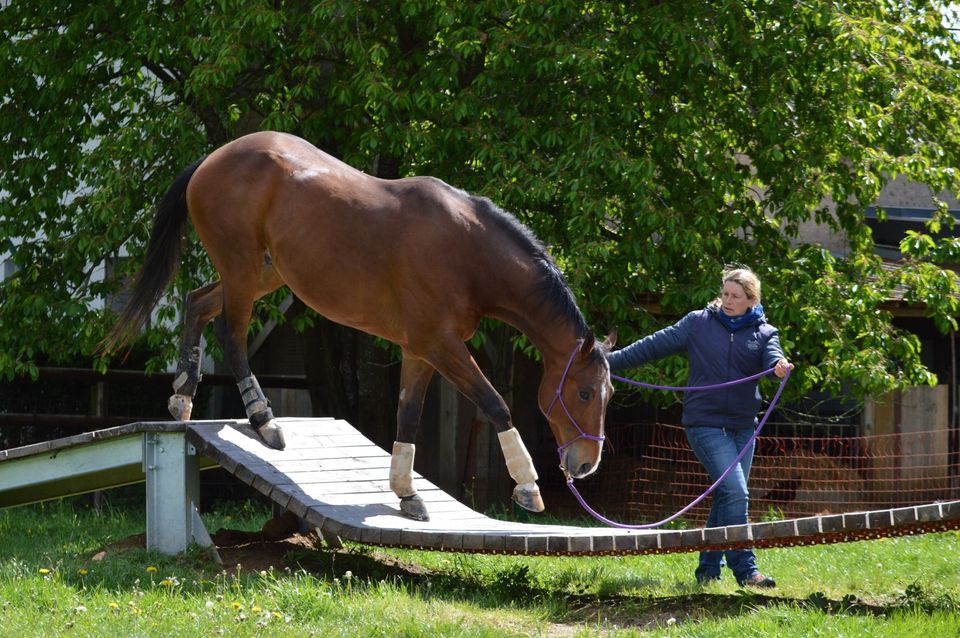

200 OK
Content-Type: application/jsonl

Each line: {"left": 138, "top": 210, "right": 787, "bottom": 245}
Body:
{"left": 144, "top": 432, "right": 212, "bottom": 555}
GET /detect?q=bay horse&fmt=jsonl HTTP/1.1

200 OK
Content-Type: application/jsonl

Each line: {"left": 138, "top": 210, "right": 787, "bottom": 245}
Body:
{"left": 107, "top": 131, "right": 615, "bottom": 521}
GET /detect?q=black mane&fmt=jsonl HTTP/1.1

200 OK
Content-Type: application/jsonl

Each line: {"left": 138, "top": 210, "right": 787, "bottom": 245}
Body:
{"left": 469, "top": 195, "right": 590, "bottom": 338}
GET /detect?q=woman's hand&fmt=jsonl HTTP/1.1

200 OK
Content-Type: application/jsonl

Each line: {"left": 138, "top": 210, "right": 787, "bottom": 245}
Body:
{"left": 774, "top": 358, "right": 794, "bottom": 378}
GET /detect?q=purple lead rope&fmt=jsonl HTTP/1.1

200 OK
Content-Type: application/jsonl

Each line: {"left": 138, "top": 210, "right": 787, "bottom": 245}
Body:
{"left": 611, "top": 367, "right": 776, "bottom": 392}
{"left": 565, "top": 367, "right": 791, "bottom": 530}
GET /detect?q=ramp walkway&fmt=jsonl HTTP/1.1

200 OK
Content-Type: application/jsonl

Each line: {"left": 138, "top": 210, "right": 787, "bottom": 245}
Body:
{"left": 1, "top": 418, "right": 958, "bottom": 556}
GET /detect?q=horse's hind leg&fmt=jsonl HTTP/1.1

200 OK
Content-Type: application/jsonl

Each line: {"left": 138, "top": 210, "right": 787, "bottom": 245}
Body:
{"left": 168, "top": 281, "right": 223, "bottom": 420}
{"left": 390, "top": 355, "right": 435, "bottom": 521}
{"left": 221, "top": 263, "right": 287, "bottom": 449}
{"left": 169, "top": 263, "right": 285, "bottom": 446}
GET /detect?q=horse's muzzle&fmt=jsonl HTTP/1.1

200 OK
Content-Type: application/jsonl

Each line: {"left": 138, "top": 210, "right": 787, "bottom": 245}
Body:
{"left": 561, "top": 447, "right": 600, "bottom": 479}
{"left": 569, "top": 461, "right": 596, "bottom": 479}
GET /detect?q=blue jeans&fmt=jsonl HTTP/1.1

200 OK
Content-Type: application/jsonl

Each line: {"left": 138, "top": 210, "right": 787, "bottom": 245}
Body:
{"left": 685, "top": 426, "right": 759, "bottom": 584}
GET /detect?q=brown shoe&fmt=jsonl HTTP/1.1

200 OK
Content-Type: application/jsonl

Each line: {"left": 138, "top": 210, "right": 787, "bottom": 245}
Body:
{"left": 740, "top": 572, "right": 776, "bottom": 588}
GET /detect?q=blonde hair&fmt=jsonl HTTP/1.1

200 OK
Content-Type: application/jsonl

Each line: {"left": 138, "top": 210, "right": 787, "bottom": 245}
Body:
{"left": 713, "top": 267, "right": 761, "bottom": 305}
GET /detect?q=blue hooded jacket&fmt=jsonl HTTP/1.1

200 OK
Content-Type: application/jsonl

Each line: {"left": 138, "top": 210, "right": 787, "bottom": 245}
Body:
{"left": 606, "top": 305, "right": 785, "bottom": 429}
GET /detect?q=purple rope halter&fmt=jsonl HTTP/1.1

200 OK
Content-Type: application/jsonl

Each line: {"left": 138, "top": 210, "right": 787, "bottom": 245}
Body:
{"left": 557, "top": 351, "right": 791, "bottom": 529}
{"left": 543, "top": 339, "right": 606, "bottom": 470}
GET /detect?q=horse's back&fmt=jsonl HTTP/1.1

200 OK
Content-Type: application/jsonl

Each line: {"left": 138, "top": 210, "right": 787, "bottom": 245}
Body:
{"left": 189, "top": 131, "right": 469, "bottom": 231}
{"left": 186, "top": 131, "right": 385, "bottom": 259}
{"left": 186, "top": 132, "right": 493, "bottom": 344}
{"left": 190, "top": 131, "right": 368, "bottom": 201}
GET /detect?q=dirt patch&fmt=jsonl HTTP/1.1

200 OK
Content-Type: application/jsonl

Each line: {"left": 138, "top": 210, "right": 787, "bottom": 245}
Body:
{"left": 208, "top": 528, "right": 322, "bottom": 573}
{"left": 92, "top": 526, "right": 323, "bottom": 573}
{"left": 93, "top": 511, "right": 436, "bottom": 579}
{"left": 92, "top": 533, "right": 147, "bottom": 561}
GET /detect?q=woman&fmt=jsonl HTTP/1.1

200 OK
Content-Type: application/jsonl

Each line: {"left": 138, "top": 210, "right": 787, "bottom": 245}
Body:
{"left": 607, "top": 268, "right": 792, "bottom": 588}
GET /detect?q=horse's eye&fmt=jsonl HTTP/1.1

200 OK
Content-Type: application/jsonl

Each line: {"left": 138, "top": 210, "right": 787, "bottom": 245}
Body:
{"left": 579, "top": 390, "right": 590, "bottom": 402}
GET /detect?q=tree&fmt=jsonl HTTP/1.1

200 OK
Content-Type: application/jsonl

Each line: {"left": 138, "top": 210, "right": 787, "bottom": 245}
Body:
{"left": 2, "top": 0, "right": 960, "bottom": 412}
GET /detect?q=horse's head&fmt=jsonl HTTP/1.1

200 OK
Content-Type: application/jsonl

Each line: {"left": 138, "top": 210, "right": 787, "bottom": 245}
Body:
{"left": 539, "top": 331, "right": 617, "bottom": 479}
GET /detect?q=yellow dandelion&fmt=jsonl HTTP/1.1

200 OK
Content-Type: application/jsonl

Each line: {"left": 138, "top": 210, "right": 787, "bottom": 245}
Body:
{"left": 272, "top": 611, "right": 283, "bottom": 619}
{"left": 78, "top": 568, "right": 89, "bottom": 576}
{"left": 146, "top": 566, "right": 158, "bottom": 573}
{"left": 159, "top": 579, "right": 173, "bottom": 587}
{"left": 251, "top": 605, "right": 262, "bottom": 613}
{"left": 109, "top": 602, "right": 120, "bottom": 611}
{"left": 231, "top": 601, "right": 243, "bottom": 611}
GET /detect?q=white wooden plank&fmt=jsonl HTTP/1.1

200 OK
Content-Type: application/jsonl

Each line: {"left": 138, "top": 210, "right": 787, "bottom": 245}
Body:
{"left": 262, "top": 467, "right": 403, "bottom": 484}
{"left": 283, "top": 477, "right": 432, "bottom": 496}
{"left": 236, "top": 445, "right": 388, "bottom": 461}
{"left": 266, "top": 456, "right": 392, "bottom": 473}
{"left": 287, "top": 487, "right": 450, "bottom": 507}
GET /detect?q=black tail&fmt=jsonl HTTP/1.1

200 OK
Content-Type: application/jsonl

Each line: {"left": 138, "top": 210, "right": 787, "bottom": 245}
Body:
{"left": 103, "top": 158, "right": 206, "bottom": 351}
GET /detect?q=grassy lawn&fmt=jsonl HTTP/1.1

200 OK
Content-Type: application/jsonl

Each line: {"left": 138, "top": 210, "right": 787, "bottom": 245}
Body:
{"left": 0, "top": 495, "right": 957, "bottom": 637}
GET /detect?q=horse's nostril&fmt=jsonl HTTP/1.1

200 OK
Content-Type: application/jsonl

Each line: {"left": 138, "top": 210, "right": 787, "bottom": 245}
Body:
{"left": 576, "top": 461, "right": 594, "bottom": 477}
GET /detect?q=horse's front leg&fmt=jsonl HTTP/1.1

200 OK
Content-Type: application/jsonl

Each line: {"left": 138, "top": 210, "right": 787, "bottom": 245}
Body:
{"left": 391, "top": 356, "right": 435, "bottom": 521}
{"left": 496, "top": 425, "right": 543, "bottom": 513}
{"left": 432, "top": 344, "right": 544, "bottom": 513}
{"left": 485, "top": 404, "right": 544, "bottom": 513}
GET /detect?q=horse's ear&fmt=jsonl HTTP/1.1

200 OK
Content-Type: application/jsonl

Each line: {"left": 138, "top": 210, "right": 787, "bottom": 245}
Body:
{"left": 580, "top": 331, "right": 596, "bottom": 354}
{"left": 603, "top": 329, "right": 617, "bottom": 350}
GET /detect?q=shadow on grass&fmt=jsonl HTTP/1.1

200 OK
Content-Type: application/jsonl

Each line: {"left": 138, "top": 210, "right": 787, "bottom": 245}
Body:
{"left": 279, "top": 541, "right": 956, "bottom": 631}
{"left": 315, "top": 545, "right": 960, "bottom": 626}
{"left": 92, "top": 525, "right": 956, "bottom": 632}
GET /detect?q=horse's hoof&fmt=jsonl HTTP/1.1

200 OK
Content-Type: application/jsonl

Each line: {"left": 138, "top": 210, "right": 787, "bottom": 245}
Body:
{"left": 167, "top": 394, "right": 193, "bottom": 421}
{"left": 400, "top": 494, "right": 430, "bottom": 521}
{"left": 512, "top": 482, "right": 545, "bottom": 513}
{"left": 257, "top": 419, "right": 286, "bottom": 450}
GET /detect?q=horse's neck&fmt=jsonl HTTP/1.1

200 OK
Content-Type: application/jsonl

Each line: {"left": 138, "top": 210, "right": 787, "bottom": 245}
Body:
{"left": 493, "top": 310, "right": 580, "bottom": 363}
{"left": 487, "top": 271, "right": 583, "bottom": 364}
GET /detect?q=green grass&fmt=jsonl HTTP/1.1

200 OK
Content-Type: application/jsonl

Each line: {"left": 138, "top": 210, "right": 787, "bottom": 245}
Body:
{"left": 0, "top": 496, "right": 957, "bottom": 636}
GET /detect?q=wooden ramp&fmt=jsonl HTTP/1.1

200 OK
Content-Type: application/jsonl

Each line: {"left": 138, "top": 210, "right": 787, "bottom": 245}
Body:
{"left": 1, "top": 417, "right": 958, "bottom": 555}
{"left": 187, "top": 418, "right": 960, "bottom": 556}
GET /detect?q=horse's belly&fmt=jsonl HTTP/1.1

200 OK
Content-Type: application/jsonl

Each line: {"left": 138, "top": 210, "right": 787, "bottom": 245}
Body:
{"left": 261, "top": 173, "right": 483, "bottom": 348}
{"left": 271, "top": 256, "right": 407, "bottom": 340}
{"left": 275, "top": 249, "right": 479, "bottom": 351}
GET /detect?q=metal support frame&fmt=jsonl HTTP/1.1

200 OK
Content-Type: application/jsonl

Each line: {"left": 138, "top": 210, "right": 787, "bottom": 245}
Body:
{"left": 143, "top": 432, "right": 213, "bottom": 555}
{"left": 0, "top": 427, "right": 215, "bottom": 557}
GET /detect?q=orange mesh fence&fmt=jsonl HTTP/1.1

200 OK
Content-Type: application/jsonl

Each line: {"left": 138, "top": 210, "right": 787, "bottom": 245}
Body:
{"left": 625, "top": 422, "right": 959, "bottom": 525}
